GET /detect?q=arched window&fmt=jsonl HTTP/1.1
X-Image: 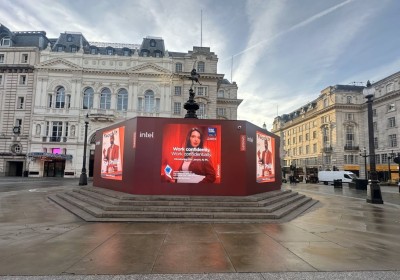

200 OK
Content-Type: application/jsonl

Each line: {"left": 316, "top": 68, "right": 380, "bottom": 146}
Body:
{"left": 0, "top": 36, "right": 11, "bottom": 46}
{"left": 218, "top": 90, "right": 224, "bottom": 98}
{"left": 346, "top": 96, "right": 352, "bottom": 104}
{"left": 144, "top": 90, "right": 154, "bottom": 112}
{"left": 197, "top": 61, "right": 205, "bottom": 73}
{"left": 117, "top": 89, "right": 128, "bottom": 111}
{"left": 83, "top": 87, "right": 94, "bottom": 109}
{"left": 100, "top": 88, "right": 111, "bottom": 109}
{"left": 55, "top": 87, "right": 65, "bottom": 108}
{"left": 175, "top": 63, "right": 182, "bottom": 72}
{"left": 322, "top": 126, "right": 329, "bottom": 146}
{"left": 150, "top": 39, "right": 156, "bottom": 47}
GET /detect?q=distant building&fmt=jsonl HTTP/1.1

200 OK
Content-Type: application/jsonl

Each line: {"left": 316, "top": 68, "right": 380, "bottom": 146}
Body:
{"left": 273, "top": 75, "right": 400, "bottom": 182}
{"left": 0, "top": 24, "right": 242, "bottom": 177}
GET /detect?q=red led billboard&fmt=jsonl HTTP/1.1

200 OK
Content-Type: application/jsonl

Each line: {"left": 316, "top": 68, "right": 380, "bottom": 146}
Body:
{"left": 101, "top": 126, "right": 125, "bottom": 180}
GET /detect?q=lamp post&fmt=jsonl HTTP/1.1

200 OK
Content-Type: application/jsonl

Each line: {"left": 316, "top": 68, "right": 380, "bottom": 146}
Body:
{"left": 360, "top": 147, "right": 368, "bottom": 180}
{"left": 363, "top": 81, "right": 383, "bottom": 204}
{"left": 79, "top": 114, "right": 90, "bottom": 186}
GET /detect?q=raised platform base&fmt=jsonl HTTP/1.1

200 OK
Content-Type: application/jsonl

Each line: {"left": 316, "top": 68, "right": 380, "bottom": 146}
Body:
{"left": 49, "top": 186, "right": 318, "bottom": 223}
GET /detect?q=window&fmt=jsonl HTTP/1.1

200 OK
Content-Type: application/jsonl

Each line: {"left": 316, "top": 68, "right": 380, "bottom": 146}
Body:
{"left": 0, "top": 36, "right": 11, "bottom": 46}
{"left": 19, "top": 75, "right": 27, "bottom": 85}
{"left": 144, "top": 90, "right": 155, "bottom": 112}
{"left": 21, "top": 54, "right": 28, "bottom": 63}
{"left": 323, "top": 98, "right": 328, "bottom": 108}
{"left": 344, "top": 155, "right": 358, "bottom": 164}
{"left": 173, "top": 102, "right": 181, "bottom": 115}
{"left": 313, "top": 131, "right": 317, "bottom": 139}
{"left": 175, "top": 63, "right": 182, "bottom": 72}
{"left": 373, "top": 122, "right": 377, "bottom": 132}
{"left": 196, "top": 87, "right": 207, "bottom": 96}
{"left": 305, "top": 133, "right": 309, "bottom": 141}
{"left": 389, "top": 117, "right": 396, "bottom": 128}
{"left": 67, "top": 35, "right": 72, "bottom": 42}
{"left": 123, "top": 49, "right": 130, "bottom": 56}
{"left": 299, "top": 135, "right": 302, "bottom": 142}
{"left": 375, "top": 155, "right": 381, "bottom": 164}
{"left": 373, "top": 109, "right": 377, "bottom": 117}
{"left": 137, "top": 97, "right": 143, "bottom": 111}
{"left": 306, "top": 145, "right": 309, "bottom": 154}
{"left": 346, "top": 113, "right": 353, "bottom": 121}
{"left": 117, "top": 89, "right": 128, "bottom": 111}
{"left": 15, "top": 118, "right": 22, "bottom": 127}
{"left": 174, "top": 86, "right": 182, "bottom": 96}
{"left": 198, "top": 103, "right": 206, "bottom": 118}
{"left": 90, "top": 48, "right": 97, "bottom": 55}
{"left": 107, "top": 48, "right": 113, "bottom": 55}
{"left": 217, "top": 108, "right": 226, "bottom": 116}
{"left": 218, "top": 90, "right": 224, "bottom": 98}
{"left": 17, "top": 97, "right": 24, "bottom": 109}
{"left": 51, "top": 121, "right": 63, "bottom": 142}
{"left": 71, "top": 46, "right": 77, "bottom": 52}
{"left": 150, "top": 39, "right": 156, "bottom": 47}
{"left": 386, "top": 83, "right": 394, "bottom": 93}
{"left": 389, "top": 134, "right": 397, "bottom": 147}
{"left": 155, "top": 51, "right": 161, "bottom": 58}
{"left": 346, "top": 96, "right": 352, "bottom": 104}
{"left": 287, "top": 138, "right": 290, "bottom": 145}
{"left": 100, "top": 88, "right": 111, "bottom": 109}
{"left": 0, "top": 54, "right": 4, "bottom": 63}
{"left": 322, "top": 126, "right": 329, "bottom": 146}
{"left": 57, "top": 45, "right": 63, "bottom": 52}
{"left": 293, "top": 137, "right": 296, "bottom": 144}
{"left": 382, "top": 154, "right": 388, "bottom": 164}
{"left": 313, "top": 143, "right": 317, "bottom": 153}
{"left": 388, "top": 103, "right": 396, "bottom": 112}
{"left": 55, "top": 87, "right": 65, "bottom": 108}
{"left": 374, "top": 137, "right": 378, "bottom": 149}
{"left": 197, "top": 61, "right": 205, "bottom": 73}
{"left": 298, "top": 147, "right": 302, "bottom": 155}
{"left": 324, "top": 155, "right": 331, "bottom": 165}
{"left": 142, "top": 50, "right": 148, "bottom": 57}
{"left": 83, "top": 87, "right": 94, "bottom": 109}
{"left": 0, "top": 74, "right": 3, "bottom": 85}
{"left": 345, "top": 126, "right": 354, "bottom": 147}
{"left": 65, "top": 122, "right": 69, "bottom": 137}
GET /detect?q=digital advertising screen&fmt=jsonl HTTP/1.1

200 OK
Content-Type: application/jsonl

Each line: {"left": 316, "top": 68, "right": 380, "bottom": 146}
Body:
{"left": 101, "top": 126, "right": 125, "bottom": 180}
{"left": 256, "top": 131, "right": 275, "bottom": 183}
{"left": 161, "top": 124, "right": 221, "bottom": 184}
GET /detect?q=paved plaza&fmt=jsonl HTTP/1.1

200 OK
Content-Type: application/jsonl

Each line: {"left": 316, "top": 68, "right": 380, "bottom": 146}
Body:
{"left": 0, "top": 178, "right": 400, "bottom": 279}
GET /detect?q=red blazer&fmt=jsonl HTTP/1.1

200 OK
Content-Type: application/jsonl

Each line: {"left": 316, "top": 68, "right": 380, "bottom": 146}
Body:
{"left": 106, "top": 144, "right": 119, "bottom": 161}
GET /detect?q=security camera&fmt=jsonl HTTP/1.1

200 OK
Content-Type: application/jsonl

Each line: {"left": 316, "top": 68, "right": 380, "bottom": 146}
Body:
{"left": 237, "top": 125, "right": 242, "bottom": 130}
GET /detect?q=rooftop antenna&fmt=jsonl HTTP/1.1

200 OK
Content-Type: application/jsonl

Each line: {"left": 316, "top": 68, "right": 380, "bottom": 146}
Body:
{"left": 200, "top": 10, "right": 203, "bottom": 47}
{"left": 231, "top": 55, "right": 233, "bottom": 83}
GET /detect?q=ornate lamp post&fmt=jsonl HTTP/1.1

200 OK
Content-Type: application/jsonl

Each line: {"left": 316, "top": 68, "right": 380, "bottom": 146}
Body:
{"left": 363, "top": 81, "right": 383, "bottom": 204}
{"left": 387, "top": 150, "right": 394, "bottom": 182}
{"left": 79, "top": 114, "right": 90, "bottom": 186}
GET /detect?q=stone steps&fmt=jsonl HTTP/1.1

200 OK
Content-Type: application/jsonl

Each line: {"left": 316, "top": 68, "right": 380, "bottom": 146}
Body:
{"left": 49, "top": 186, "right": 318, "bottom": 223}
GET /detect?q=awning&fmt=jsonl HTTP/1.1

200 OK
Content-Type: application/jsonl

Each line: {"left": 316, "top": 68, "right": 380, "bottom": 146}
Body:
{"left": 27, "top": 152, "right": 73, "bottom": 160}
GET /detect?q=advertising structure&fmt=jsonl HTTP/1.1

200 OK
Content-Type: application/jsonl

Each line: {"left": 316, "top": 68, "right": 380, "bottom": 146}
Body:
{"left": 161, "top": 124, "right": 221, "bottom": 183}
{"left": 101, "top": 126, "right": 125, "bottom": 180}
{"left": 256, "top": 131, "right": 275, "bottom": 183}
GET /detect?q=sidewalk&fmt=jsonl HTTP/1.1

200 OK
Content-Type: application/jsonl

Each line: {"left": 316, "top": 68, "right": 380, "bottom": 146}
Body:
{"left": 0, "top": 180, "right": 400, "bottom": 279}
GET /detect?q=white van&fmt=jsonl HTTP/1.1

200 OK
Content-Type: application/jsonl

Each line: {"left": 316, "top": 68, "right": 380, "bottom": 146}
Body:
{"left": 318, "top": 171, "right": 357, "bottom": 185}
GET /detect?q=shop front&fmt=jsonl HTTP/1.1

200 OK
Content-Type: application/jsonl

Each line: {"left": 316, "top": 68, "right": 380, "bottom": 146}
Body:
{"left": 27, "top": 152, "right": 73, "bottom": 177}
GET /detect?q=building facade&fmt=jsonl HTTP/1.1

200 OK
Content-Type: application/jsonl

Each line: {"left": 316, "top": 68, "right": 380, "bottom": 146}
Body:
{"left": 272, "top": 74, "right": 400, "bottom": 182}
{"left": 0, "top": 24, "right": 242, "bottom": 177}
{"left": 0, "top": 24, "right": 50, "bottom": 176}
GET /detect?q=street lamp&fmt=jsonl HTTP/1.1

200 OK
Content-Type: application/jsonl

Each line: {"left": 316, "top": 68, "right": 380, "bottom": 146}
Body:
{"left": 79, "top": 113, "right": 90, "bottom": 186}
{"left": 363, "top": 80, "right": 383, "bottom": 204}
{"left": 387, "top": 150, "right": 394, "bottom": 182}
{"left": 360, "top": 147, "right": 368, "bottom": 180}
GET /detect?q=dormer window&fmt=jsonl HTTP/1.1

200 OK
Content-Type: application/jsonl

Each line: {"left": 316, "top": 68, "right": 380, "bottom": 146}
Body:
{"left": 71, "top": 45, "right": 77, "bottom": 53}
{"left": 0, "top": 36, "right": 11, "bottom": 46}
{"left": 107, "top": 48, "right": 114, "bottom": 55}
{"left": 57, "top": 45, "right": 64, "bottom": 52}
{"left": 67, "top": 35, "right": 72, "bottom": 42}
{"left": 123, "top": 49, "right": 130, "bottom": 56}
{"left": 155, "top": 51, "right": 161, "bottom": 58}
{"left": 90, "top": 47, "right": 97, "bottom": 55}
{"left": 175, "top": 63, "right": 182, "bottom": 72}
{"left": 142, "top": 50, "right": 148, "bottom": 57}
{"left": 150, "top": 39, "right": 156, "bottom": 47}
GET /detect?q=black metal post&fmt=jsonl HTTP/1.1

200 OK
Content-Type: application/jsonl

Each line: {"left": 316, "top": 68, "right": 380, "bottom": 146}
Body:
{"left": 364, "top": 82, "right": 383, "bottom": 204}
{"left": 79, "top": 115, "right": 89, "bottom": 186}
{"left": 360, "top": 148, "right": 368, "bottom": 180}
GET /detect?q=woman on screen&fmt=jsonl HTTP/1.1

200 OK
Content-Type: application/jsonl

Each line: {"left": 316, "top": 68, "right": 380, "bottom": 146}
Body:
{"left": 177, "top": 127, "right": 216, "bottom": 183}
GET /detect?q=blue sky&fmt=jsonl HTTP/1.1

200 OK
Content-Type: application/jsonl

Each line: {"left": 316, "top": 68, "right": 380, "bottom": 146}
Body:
{"left": 2, "top": 0, "right": 400, "bottom": 128}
